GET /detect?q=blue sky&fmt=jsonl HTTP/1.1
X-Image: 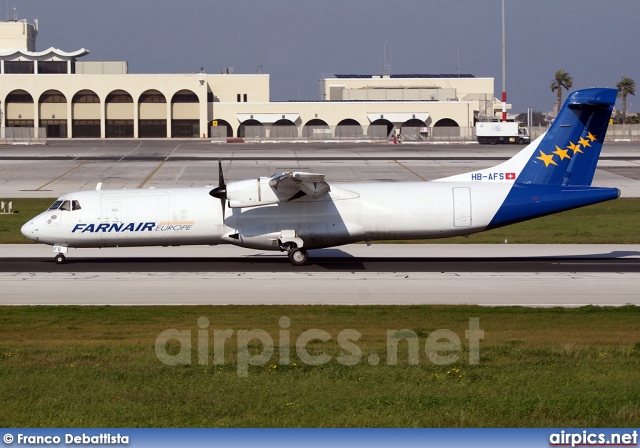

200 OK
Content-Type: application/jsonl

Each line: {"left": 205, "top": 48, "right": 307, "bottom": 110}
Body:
{"left": 11, "top": 0, "right": 640, "bottom": 114}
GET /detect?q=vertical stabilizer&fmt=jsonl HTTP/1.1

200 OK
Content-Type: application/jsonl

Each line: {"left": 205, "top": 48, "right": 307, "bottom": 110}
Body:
{"left": 516, "top": 88, "right": 616, "bottom": 186}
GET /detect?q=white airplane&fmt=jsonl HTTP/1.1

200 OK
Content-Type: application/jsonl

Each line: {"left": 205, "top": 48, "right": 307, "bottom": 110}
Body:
{"left": 22, "top": 88, "right": 620, "bottom": 265}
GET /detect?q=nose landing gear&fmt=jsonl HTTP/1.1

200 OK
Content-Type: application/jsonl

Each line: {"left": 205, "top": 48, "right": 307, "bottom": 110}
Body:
{"left": 54, "top": 253, "right": 66, "bottom": 264}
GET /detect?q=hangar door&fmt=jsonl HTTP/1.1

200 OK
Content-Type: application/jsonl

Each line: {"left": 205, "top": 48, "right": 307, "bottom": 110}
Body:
{"left": 452, "top": 187, "right": 472, "bottom": 227}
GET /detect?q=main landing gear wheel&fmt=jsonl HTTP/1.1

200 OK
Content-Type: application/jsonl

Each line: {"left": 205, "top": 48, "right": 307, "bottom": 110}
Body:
{"left": 54, "top": 253, "right": 66, "bottom": 264}
{"left": 288, "top": 248, "right": 308, "bottom": 266}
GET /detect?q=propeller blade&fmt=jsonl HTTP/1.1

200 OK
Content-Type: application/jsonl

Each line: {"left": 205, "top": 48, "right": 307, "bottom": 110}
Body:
{"left": 209, "top": 159, "right": 227, "bottom": 218}
{"left": 218, "top": 158, "right": 225, "bottom": 189}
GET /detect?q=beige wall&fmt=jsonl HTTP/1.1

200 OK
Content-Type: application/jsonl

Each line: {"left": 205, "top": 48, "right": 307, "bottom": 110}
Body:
{"left": 323, "top": 76, "right": 494, "bottom": 101}
{"left": 139, "top": 103, "right": 167, "bottom": 120}
{"left": 342, "top": 87, "right": 457, "bottom": 102}
{"left": 172, "top": 103, "right": 199, "bottom": 120}
{"left": 40, "top": 102, "right": 67, "bottom": 119}
{"left": 6, "top": 102, "right": 34, "bottom": 119}
{"left": 76, "top": 61, "right": 128, "bottom": 75}
{"left": 0, "top": 70, "right": 487, "bottom": 138}
{"left": 212, "top": 99, "right": 475, "bottom": 135}
{"left": 209, "top": 74, "right": 269, "bottom": 103}
{"left": 0, "top": 21, "right": 37, "bottom": 51}
{"left": 0, "top": 73, "right": 267, "bottom": 104}
{"left": 72, "top": 102, "right": 100, "bottom": 119}
{"left": 106, "top": 103, "right": 134, "bottom": 120}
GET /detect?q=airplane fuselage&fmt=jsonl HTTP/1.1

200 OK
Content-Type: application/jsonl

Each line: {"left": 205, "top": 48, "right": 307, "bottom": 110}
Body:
{"left": 22, "top": 181, "right": 513, "bottom": 251}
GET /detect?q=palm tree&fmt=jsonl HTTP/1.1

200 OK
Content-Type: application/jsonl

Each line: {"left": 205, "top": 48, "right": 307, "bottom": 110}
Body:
{"left": 550, "top": 70, "right": 573, "bottom": 116}
{"left": 616, "top": 77, "right": 636, "bottom": 124}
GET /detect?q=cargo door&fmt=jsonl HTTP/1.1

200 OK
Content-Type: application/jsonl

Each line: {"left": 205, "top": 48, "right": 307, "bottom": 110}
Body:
{"left": 453, "top": 187, "right": 471, "bottom": 227}
{"left": 105, "top": 202, "right": 121, "bottom": 223}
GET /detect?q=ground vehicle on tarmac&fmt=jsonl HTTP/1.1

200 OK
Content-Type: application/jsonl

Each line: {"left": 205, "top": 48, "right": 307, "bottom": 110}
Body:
{"left": 476, "top": 121, "right": 530, "bottom": 145}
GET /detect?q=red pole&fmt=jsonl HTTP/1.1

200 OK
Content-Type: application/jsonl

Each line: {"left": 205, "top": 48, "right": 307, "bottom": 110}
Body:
{"left": 502, "top": 91, "right": 507, "bottom": 122}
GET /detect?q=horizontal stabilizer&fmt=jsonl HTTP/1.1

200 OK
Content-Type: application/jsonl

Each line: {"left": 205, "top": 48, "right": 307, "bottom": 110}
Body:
{"left": 488, "top": 184, "right": 620, "bottom": 229}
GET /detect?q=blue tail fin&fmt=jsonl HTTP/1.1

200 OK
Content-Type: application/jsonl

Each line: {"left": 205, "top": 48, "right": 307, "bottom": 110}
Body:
{"left": 487, "top": 88, "right": 620, "bottom": 230}
{"left": 516, "top": 88, "right": 616, "bottom": 186}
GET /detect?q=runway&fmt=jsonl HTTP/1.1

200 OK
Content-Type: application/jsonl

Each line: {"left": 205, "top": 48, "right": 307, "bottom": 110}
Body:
{"left": 3, "top": 255, "right": 640, "bottom": 273}
{"left": 2, "top": 244, "right": 639, "bottom": 306}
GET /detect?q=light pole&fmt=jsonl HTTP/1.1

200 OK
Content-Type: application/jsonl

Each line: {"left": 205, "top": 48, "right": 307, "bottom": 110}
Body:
{"left": 501, "top": 0, "right": 507, "bottom": 122}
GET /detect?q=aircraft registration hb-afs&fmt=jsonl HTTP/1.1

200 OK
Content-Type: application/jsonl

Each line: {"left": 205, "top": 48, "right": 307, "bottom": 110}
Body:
{"left": 22, "top": 88, "right": 621, "bottom": 265}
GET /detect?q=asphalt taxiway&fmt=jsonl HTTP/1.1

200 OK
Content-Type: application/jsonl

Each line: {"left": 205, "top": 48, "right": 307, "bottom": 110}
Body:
{"left": 2, "top": 140, "right": 640, "bottom": 198}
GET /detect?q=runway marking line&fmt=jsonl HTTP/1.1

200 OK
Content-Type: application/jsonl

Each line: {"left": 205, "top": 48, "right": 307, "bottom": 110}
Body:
{"left": 138, "top": 161, "right": 165, "bottom": 188}
{"left": 35, "top": 160, "right": 91, "bottom": 191}
{"left": 118, "top": 142, "right": 144, "bottom": 161}
{"left": 394, "top": 160, "right": 426, "bottom": 181}
{"left": 164, "top": 144, "right": 182, "bottom": 161}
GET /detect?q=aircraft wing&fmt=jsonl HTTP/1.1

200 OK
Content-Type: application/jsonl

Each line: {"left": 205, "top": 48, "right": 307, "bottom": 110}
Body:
{"left": 269, "top": 172, "right": 331, "bottom": 199}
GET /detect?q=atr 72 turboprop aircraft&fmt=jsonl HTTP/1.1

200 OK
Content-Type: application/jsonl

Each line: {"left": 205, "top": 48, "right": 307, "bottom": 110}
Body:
{"left": 22, "top": 88, "right": 620, "bottom": 265}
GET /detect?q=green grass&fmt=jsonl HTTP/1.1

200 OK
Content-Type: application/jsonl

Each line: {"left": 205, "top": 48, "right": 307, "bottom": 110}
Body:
{"left": 3, "top": 198, "right": 640, "bottom": 244}
{"left": 0, "top": 198, "right": 53, "bottom": 243}
{"left": 1, "top": 305, "right": 640, "bottom": 427}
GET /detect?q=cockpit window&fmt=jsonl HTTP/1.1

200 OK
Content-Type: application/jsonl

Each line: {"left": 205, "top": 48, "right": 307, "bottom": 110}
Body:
{"left": 48, "top": 200, "right": 63, "bottom": 210}
{"left": 47, "top": 199, "right": 78, "bottom": 211}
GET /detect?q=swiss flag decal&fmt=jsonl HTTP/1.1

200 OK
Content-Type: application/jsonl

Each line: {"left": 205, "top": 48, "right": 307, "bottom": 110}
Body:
{"left": 505, "top": 173, "right": 516, "bottom": 180}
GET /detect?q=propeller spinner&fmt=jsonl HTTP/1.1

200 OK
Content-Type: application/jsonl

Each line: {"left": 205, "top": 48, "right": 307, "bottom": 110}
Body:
{"left": 209, "top": 159, "right": 227, "bottom": 217}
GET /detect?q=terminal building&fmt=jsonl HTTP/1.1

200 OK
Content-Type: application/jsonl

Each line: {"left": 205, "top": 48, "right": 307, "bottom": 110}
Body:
{"left": 0, "top": 18, "right": 506, "bottom": 141}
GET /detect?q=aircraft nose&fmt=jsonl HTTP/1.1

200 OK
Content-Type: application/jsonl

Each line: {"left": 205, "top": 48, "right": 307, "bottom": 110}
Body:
{"left": 21, "top": 219, "right": 37, "bottom": 240}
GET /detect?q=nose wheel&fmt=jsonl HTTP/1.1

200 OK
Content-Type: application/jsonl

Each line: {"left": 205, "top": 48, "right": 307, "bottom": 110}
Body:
{"left": 54, "top": 253, "right": 66, "bottom": 264}
{"left": 288, "top": 248, "right": 308, "bottom": 266}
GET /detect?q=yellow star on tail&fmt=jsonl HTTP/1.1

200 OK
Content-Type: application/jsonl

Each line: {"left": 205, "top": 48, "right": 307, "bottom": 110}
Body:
{"left": 567, "top": 141, "right": 583, "bottom": 154}
{"left": 579, "top": 137, "right": 591, "bottom": 148}
{"left": 536, "top": 150, "right": 558, "bottom": 167}
{"left": 553, "top": 146, "right": 571, "bottom": 161}
{"left": 587, "top": 132, "right": 597, "bottom": 142}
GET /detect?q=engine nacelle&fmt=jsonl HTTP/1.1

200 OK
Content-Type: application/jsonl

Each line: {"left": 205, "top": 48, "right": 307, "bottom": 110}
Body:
{"left": 226, "top": 178, "right": 282, "bottom": 208}
{"left": 225, "top": 172, "right": 331, "bottom": 208}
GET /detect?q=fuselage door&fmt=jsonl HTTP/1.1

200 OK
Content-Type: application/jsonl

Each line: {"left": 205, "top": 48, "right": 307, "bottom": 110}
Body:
{"left": 105, "top": 202, "right": 122, "bottom": 223}
{"left": 453, "top": 187, "right": 472, "bottom": 227}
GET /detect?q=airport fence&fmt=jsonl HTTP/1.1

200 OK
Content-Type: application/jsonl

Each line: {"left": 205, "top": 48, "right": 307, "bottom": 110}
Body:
{"left": 239, "top": 125, "right": 391, "bottom": 142}
{"left": 235, "top": 125, "right": 543, "bottom": 143}
{"left": 517, "top": 124, "right": 640, "bottom": 142}
{"left": 606, "top": 124, "right": 640, "bottom": 140}
{"left": 0, "top": 127, "right": 47, "bottom": 144}
{"left": 213, "top": 123, "right": 640, "bottom": 144}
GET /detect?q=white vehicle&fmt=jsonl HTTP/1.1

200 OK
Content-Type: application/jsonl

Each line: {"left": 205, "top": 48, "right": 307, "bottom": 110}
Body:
{"left": 476, "top": 121, "right": 530, "bottom": 145}
{"left": 22, "top": 88, "right": 619, "bottom": 266}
